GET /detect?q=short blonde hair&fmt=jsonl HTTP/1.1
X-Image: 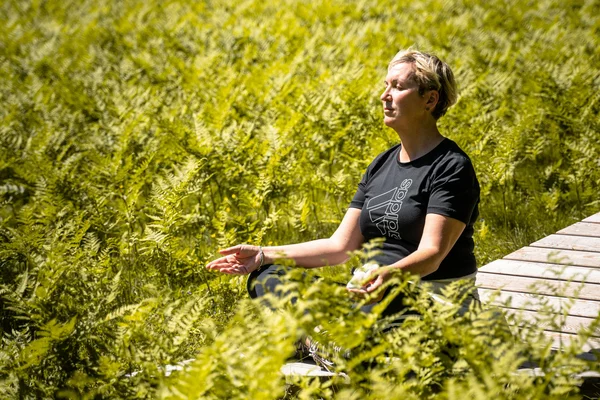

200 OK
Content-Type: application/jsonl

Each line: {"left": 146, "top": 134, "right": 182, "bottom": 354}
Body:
{"left": 389, "top": 49, "right": 457, "bottom": 120}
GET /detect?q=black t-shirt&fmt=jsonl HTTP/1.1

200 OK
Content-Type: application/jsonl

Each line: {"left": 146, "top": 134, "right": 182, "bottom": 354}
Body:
{"left": 349, "top": 138, "right": 480, "bottom": 280}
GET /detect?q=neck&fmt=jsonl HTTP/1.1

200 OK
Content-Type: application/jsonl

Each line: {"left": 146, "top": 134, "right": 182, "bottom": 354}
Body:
{"left": 396, "top": 120, "right": 444, "bottom": 162}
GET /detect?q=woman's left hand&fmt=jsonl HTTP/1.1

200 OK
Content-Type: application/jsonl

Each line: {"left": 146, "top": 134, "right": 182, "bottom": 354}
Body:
{"left": 347, "top": 267, "right": 391, "bottom": 304}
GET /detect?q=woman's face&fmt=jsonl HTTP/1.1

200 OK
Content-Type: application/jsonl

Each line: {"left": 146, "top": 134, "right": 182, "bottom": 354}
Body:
{"left": 380, "top": 62, "right": 430, "bottom": 129}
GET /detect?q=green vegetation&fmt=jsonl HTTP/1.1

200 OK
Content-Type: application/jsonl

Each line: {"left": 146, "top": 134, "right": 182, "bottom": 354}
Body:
{"left": 1, "top": 0, "right": 599, "bottom": 398}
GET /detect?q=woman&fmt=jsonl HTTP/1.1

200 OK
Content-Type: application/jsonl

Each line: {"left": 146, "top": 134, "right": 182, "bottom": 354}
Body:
{"left": 206, "top": 49, "right": 480, "bottom": 310}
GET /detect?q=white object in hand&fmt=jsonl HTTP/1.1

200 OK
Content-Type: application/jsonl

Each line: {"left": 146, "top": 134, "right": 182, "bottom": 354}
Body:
{"left": 346, "top": 263, "right": 379, "bottom": 290}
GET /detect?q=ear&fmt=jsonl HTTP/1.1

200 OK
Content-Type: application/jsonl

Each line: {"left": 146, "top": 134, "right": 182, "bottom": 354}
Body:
{"left": 425, "top": 90, "right": 439, "bottom": 111}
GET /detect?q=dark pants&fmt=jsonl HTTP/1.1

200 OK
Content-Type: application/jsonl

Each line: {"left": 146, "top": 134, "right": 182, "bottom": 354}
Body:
{"left": 247, "top": 264, "right": 415, "bottom": 319}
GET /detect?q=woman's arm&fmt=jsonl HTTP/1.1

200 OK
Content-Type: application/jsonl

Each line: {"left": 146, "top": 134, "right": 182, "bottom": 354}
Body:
{"left": 262, "top": 208, "right": 364, "bottom": 268}
{"left": 389, "top": 212, "right": 466, "bottom": 276}
{"left": 348, "top": 213, "right": 465, "bottom": 296}
{"left": 206, "top": 208, "right": 363, "bottom": 274}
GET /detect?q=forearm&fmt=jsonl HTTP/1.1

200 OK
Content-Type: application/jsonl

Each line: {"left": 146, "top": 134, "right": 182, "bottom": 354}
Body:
{"left": 387, "top": 246, "right": 443, "bottom": 278}
{"left": 386, "top": 213, "right": 466, "bottom": 278}
{"left": 262, "top": 238, "right": 350, "bottom": 268}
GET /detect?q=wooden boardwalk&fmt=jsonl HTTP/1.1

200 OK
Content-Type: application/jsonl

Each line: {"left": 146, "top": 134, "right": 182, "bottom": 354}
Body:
{"left": 476, "top": 212, "right": 600, "bottom": 352}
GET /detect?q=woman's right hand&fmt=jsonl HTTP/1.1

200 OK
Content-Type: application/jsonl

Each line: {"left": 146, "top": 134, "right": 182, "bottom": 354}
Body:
{"left": 205, "top": 244, "right": 263, "bottom": 275}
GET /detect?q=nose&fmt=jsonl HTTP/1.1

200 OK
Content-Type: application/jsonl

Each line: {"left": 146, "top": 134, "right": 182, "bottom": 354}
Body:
{"left": 380, "top": 86, "right": 391, "bottom": 102}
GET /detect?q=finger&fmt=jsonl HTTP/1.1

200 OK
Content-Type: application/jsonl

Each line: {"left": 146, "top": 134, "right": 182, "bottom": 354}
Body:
{"left": 365, "top": 276, "right": 384, "bottom": 293}
{"left": 208, "top": 253, "right": 242, "bottom": 266}
{"left": 229, "top": 270, "right": 249, "bottom": 275}
{"left": 365, "top": 282, "right": 379, "bottom": 293}
{"left": 218, "top": 245, "right": 242, "bottom": 255}
{"left": 220, "top": 267, "right": 249, "bottom": 275}
{"left": 207, "top": 264, "right": 228, "bottom": 272}
{"left": 206, "top": 257, "right": 231, "bottom": 267}
{"left": 206, "top": 258, "right": 227, "bottom": 269}
{"left": 347, "top": 287, "right": 367, "bottom": 294}
{"left": 207, "top": 260, "right": 239, "bottom": 271}
{"left": 216, "top": 261, "right": 252, "bottom": 274}
{"left": 218, "top": 269, "right": 237, "bottom": 275}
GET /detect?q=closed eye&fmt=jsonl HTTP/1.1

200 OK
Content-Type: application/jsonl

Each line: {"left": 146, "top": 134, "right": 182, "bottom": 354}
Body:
{"left": 384, "top": 80, "right": 405, "bottom": 90}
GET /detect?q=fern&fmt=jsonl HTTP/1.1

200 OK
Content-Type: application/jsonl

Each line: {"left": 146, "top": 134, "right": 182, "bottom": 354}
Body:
{"left": 0, "top": 0, "right": 598, "bottom": 397}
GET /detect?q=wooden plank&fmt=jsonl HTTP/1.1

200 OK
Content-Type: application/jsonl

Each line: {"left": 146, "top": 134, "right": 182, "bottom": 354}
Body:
{"left": 476, "top": 212, "right": 600, "bottom": 353}
{"left": 583, "top": 212, "right": 600, "bottom": 224}
{"left": 503, "top": 247, "right": 600, "bottom": 268}
{"left": 475, "top": 272, "right": 600, "bottom": 301}
{"left": 516, "top": 367, "right": 600, "bottom": 379}
{"left": 486, "top": 308, "right": 600, "bottom": 351}
{"left": 503, "top": 309, "right": 598, "bottom": 337}
{"left": 478, "top": 260, "right": 600, "bottom": 284}
{"left": 540, "top": 331, "right": 600, "bottom": 352}
{"left": 478, "top": 289, "right": 600, "bottom": 319}
{"left": 530, "top": 234, "right": 600, "bottom": 252}
{"left": 558, "top": 222, "right": 600, "bottom": 238}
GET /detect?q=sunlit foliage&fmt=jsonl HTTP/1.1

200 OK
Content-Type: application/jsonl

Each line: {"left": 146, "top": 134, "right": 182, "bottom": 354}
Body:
{"left": 0, "top": 0, "right": 599, "bottom": 398}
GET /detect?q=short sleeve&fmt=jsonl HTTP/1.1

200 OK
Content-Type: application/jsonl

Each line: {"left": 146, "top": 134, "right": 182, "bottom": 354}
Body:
{"left": 427, "top": 157, "right": 479, "bottom": 224}
{"left": 349, "top": 172, "right": 367, "bottom": 209}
